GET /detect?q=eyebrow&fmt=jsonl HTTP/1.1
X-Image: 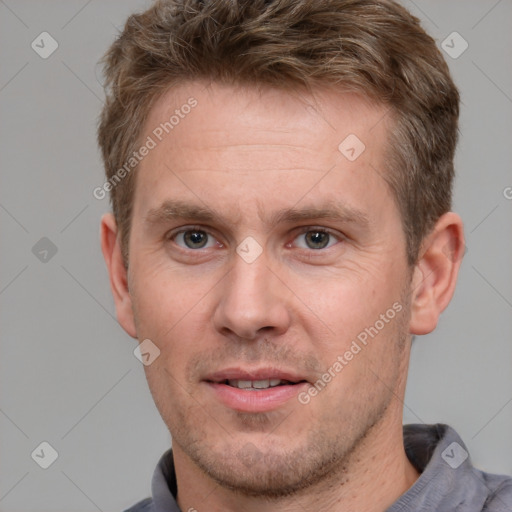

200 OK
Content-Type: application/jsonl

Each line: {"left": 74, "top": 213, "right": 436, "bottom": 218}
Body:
{"left": 145, "top": 199, "right": 369, "bottom": 229}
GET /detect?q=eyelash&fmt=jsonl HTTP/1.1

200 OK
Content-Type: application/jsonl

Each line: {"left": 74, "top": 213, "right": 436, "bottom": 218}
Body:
{"left": 167, "top": 225, "right": 344, "bottom": 252}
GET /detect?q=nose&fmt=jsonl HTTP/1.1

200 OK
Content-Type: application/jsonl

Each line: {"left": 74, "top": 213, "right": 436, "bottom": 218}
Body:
{"left": 212, "top": 247, "right": 292, "bottom": 341}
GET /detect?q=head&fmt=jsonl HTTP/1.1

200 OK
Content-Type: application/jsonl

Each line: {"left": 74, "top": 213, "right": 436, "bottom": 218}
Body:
{"left": 99, "top": 0, "right": 464, "bottom": 499}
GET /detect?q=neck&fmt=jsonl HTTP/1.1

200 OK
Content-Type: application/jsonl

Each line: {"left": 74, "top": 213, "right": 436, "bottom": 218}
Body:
{"left": 173, "top": 408, "right": 419, "bottom": 512}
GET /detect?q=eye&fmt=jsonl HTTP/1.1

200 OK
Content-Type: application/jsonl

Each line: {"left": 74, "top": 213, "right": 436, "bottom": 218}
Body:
{"left": 292, "top": 228, "right": 341, "bottom": 250}
{"left": 171, "top": 228, "right": 219, "bottom": 250}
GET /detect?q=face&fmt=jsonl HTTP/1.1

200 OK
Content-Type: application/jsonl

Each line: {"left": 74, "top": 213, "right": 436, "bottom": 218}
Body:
{"left": 126, "top": 81, "right": 413, "bottom": 496}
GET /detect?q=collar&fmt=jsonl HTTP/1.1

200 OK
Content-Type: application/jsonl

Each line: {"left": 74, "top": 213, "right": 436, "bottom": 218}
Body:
{"left": 140, "top": 424, "right": 504, "bottom": 512}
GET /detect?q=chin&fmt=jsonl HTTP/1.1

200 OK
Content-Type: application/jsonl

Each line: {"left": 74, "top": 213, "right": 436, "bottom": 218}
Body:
{"left": 185, "top": 433, "right": 350, "bottom": 499}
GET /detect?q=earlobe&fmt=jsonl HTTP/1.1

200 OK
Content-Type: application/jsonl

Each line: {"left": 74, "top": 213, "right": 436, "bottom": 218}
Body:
{"left": 100, "top": 213, "right": 138, "bottom": 338}
{"left": 409, "top": 212, "right": 465, "bottom": 336}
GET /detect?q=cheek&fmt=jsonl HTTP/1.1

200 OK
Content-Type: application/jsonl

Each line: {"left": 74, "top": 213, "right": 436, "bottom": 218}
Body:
{"left": 315, "top": 306, "right": 408, "bottom": 416}
{"left": 130, "top": 261, "right": 213, "bottom": 336}
{"left": 295, "top": 266, "right": 401, "bottom": 341}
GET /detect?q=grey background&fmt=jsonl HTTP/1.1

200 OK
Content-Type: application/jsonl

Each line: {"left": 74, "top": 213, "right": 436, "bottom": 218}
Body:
{"left": 0, "top": 0, "right": 511, "bottom": 511}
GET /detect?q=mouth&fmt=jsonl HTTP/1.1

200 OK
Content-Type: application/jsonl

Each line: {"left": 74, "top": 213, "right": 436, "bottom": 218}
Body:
{"left": 203, "top": 369, "right": 310, "bottom": 412}
{"left": 215, "top": 378, "right": 307, "bottom": 390}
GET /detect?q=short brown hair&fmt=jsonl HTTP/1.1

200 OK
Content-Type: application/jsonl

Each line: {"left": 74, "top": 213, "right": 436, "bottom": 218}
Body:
{"left": 97, "top": 0, "right": 459, "bottom": 267}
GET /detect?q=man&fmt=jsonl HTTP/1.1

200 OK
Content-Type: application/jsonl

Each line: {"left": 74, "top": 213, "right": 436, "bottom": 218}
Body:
{"left": 97, "top": 0, "right": 512, "bottom": 510}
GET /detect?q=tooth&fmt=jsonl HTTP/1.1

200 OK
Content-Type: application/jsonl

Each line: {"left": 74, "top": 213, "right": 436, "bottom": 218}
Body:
{"left": 226, "top": 379, "right": 286, "bottom": 390}
{"left": 252, "top": 379, "right": 270, "bottom": 389}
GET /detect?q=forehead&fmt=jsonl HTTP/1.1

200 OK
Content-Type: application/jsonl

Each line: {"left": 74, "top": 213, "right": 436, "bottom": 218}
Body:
{"left": 144, "top": 80, "right": 389, "bottom": 153}
{"left": 132, "top": 80, "right": 394, "bottom": 225}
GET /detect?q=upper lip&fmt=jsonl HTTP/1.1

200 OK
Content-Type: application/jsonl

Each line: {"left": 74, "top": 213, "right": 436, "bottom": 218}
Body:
{"left": 204, "top": 367, "right": 309, "bottom": 384}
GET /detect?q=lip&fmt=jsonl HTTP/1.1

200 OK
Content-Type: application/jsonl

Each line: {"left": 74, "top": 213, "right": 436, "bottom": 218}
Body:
{"left": 205, "top": 367, "right": 307, "bottom": 383}
{"left": 203, "top": 367, "right": 310, "bottom": 413}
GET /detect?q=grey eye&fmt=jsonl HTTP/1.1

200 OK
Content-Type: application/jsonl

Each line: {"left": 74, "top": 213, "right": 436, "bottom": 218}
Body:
{"left": 294, "top": 230, "right": 338, "bottom": 250}
{"left": 175, "top": 230, "right": 215, "bottom": 249}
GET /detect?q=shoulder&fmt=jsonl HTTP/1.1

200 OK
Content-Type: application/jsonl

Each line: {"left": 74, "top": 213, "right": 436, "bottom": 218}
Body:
{"left": 123, "top": 497, "right": 153, "bottom": 512}
{"left": 473, "top": 468, "right": 512, "bottom": 512}
{"left": 479, "top": 472, "right": 512, "bottom": 511}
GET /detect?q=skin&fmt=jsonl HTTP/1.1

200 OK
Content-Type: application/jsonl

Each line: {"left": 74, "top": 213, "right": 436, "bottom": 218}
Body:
{"left": 101, "top": 81, "right": 465, "bottom": 512}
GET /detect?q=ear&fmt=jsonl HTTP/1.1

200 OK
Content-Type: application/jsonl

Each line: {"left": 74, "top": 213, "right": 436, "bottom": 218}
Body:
{"left": 409, "top": 212, "right": 465, "bottom": 335}
{"left": 100, "top": 213, "right": 138, "bottom": 338}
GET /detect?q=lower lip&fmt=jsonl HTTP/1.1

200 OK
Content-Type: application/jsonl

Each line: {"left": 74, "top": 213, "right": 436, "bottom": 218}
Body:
{"left": 205, "top": 382, "right": 308, "bottom": 412}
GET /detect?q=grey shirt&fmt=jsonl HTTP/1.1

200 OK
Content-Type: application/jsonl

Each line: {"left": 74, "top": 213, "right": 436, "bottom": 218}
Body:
{"left": 124, "top": 424, "right": 512, "bottom": 511}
